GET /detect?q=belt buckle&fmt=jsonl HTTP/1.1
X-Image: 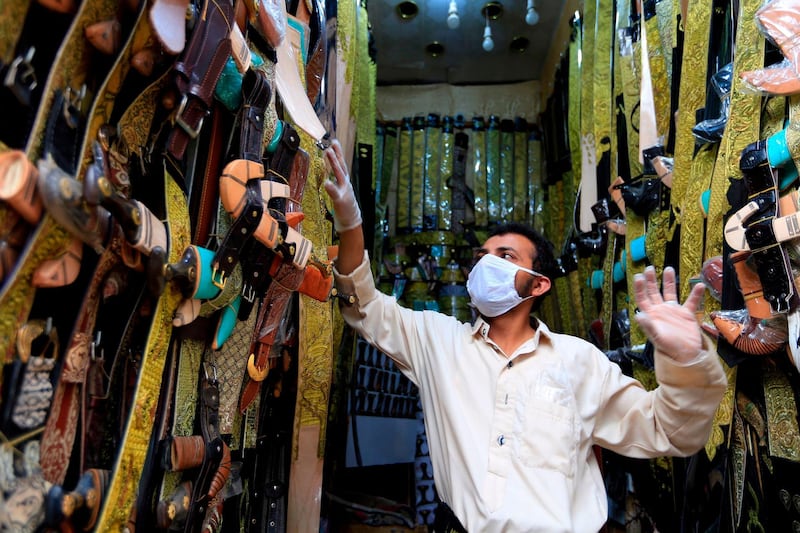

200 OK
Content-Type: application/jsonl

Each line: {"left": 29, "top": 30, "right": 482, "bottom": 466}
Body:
{"left": 241, "top": 283, "right": 256, "bottom": 303}
{"left": 62, "top": 84, "right": 87, "bottom": 129}
{"left": 4, "top": 47, "right": 37, "bottom": 106}
{"left": 175, "top": 94, "right": 205, "bottom": 139}
{"left": 211, "top": 265, "right": 227, "bottom": 290}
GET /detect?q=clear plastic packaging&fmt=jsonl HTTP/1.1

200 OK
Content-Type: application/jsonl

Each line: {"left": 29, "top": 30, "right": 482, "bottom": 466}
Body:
{"left": 740, "top": 59, "right": 800, "bottom": 96}
{"left": 700, "top": 255, "right": 724, "bottom": 301}
{"left": 254, "top": 0, "right": 286, "bottom": 48}
{"left": 755, "top": 0, "right": 800, "bottom": 74}
{"left": 693, "top": 63, "right": 732, "bottom": 143}
{"left": 709, "top": 308, "right": 788, "bottom": 355}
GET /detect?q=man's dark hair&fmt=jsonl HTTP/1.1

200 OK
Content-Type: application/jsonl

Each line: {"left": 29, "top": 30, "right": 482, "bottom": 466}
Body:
{"left": 488, "top": 222, "right": 557, "bottom": 277}
{"left": 488, "top": 222, "right": 557, "bottom": 315}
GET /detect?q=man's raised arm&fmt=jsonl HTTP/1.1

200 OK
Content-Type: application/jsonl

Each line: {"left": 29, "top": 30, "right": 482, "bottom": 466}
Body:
{"left": 324, "top": 139, "right": 364, "bottom": 274}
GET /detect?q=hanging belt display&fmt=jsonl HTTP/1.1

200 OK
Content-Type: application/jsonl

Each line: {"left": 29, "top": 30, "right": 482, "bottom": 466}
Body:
{"left": 423, "top": 114, "right": 441, "bottom": 231}
{"left": 470, "top": 116, "right": 488, "bottom": 228}
{"left": 512, "top": 118, "right": 528, "bottom": 224}
{"left": 485, "top": 115, "right": 501, "bottom": 222}
{"left": 396, "top": 117, "right": 412, "bottom": 233}
{"left": 409, "top": 115, "right": 425, "bottom": 232}
{"left": 0, "top": 0, "right": 359, "bottom": 527}
{"left": 674, "top": 0, "right": 713, "bottom": 301}
{"left": 438, "top": 116, "right": 454, "bottom": 232}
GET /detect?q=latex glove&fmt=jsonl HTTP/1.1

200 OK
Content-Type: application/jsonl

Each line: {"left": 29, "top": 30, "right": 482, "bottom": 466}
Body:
{"left": 323, "top": 139, "right": 362, "bottom": 233}
{"left": 633, "top": 265, "right": 704, "bottom": 363}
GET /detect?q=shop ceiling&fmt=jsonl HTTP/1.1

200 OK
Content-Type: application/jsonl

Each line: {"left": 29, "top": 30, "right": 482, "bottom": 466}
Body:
{"left": 367, "top": 0, "right": 570, "bottom": 86}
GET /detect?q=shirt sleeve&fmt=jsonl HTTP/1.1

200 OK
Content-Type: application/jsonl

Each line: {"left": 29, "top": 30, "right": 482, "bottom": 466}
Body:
{"left": 332, "top": 251, "right": 428, "bottom": 383}
{"left": 591, "top": 335, "right": 728, "bottom": 457}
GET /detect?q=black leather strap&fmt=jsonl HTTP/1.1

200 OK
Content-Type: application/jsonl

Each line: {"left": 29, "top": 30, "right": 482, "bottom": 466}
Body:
{"left": 182, "top": 374, "right": 224, "bottom": 533}
{"left": 239, "top": 68, "right": 272, "bottom": 162}
{"left": 246, "top": 426, "right": 290, "bottom": 532}
{"left": 744, "top": 218, "right": 779, "bottom": 250}
{"left": 740, "top": 140, "right": 777, "bottom": 195}
{"left": 43, "top": 87, "right": 85, "bottom": 174}
{"left": 263, "top": 122, "right": 301, "bottom": 213}
{"left": 236, "top": 240, "right": 274, "bottom": 320}
{"left": 752, "top": 245, "right": 795, "bottom": 313}
{"left": 212, "top": 179, "right": 264, "bottom": 283}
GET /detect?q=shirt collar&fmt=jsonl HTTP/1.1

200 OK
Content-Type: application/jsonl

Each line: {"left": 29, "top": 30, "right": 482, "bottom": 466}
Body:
{"left": 471, "top": 317, "right": 553, "bottom": 352}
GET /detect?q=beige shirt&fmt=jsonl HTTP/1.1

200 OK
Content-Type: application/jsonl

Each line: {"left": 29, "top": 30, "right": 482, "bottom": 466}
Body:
{"left": 335, "top": 252, "right": 727, "bottom": 532}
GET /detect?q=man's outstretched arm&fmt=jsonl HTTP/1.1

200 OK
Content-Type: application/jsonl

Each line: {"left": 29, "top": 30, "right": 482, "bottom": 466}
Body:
{"left": 324, "top": 139, "right": 364, "bottom": 275}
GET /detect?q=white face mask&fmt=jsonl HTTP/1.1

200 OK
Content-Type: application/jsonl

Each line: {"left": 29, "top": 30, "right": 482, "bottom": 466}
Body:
{"left": 466, "top": 253, "right": 540, "bottom": 317}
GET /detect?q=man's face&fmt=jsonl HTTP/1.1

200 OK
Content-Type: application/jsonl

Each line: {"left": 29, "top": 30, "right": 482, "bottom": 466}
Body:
{"left": 476, "top": 233, "right": 544, "bottom": 298}
{"left": 477, "top": 233, "right": 537, "bottom": 270}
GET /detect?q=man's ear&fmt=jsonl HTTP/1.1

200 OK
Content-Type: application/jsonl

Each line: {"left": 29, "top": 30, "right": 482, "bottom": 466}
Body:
{"left": 532, "top": 276, "right": 551, "bottom": 297}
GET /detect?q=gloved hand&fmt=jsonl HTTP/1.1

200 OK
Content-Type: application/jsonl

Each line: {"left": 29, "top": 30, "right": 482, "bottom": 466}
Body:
{"left": 633, "top": 265, "right": 705, "bottom": 363}
{"left": 323, "top": 139, "right": 362, "bottom": 233}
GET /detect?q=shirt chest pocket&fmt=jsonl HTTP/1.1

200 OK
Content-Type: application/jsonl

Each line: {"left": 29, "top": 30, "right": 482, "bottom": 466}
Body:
{"left": 512, "top": 389, "right": 578, "bottom": 477}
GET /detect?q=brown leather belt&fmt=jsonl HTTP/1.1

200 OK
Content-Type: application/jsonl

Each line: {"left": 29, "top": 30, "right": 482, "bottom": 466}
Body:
{"left": 39, "top": 231, "right": 123, "bottom": 484}
{"left": 167, "top": 0, "right": 236, "bottom": 162}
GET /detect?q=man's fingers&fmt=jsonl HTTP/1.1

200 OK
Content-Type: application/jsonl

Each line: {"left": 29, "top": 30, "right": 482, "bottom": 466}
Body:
{"left": 662, "top": 266, "right": 678, "bottom": 302}
{"left": 683, "top": 281, "right": 705, "bottom": 314}
{"left": 324, "top": 147, "right": 347, "bottom": 187}
{"left": 633, "top": 273, "right": 651, "bottom": 312}
{"left": 331, "top": 138, "right": 345, "bottom": 161}
{"left": 644, "top": 266, "right": 664, "bottom": 305}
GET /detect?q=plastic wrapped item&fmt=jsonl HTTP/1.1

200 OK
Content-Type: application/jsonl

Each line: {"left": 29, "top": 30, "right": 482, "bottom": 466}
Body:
{"left": 253, "top": 0, "right": 286, "bottom": 48}
{"left": 740, "top": 59, "right": 800, "bottom": 96}
{"left": 651, "top": 155, "right": 674, "bottom": 188}
{"left": 700, "top": 255, "right": 724, "bottom": 301}
{"left": 620, "top": 177, "right": 662, "bottom": 217}
{"left": 755, "top": 0, "right": 800, "bottom": 75}
{"left": 693, "top": 63, "right": 733, "bottom": 144}
{"left": 709, "top": 308, "right": 788, "bottom": 355}
{"left": 740, "top": 0, "right": 800, "bottom": 95}
{"left": 574, "top": 223, "right": 608, "bottom": 256}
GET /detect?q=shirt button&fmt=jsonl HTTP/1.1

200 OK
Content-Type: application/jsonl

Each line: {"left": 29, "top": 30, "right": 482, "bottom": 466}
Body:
{"left": 507, "top": 361, "right": 513, "bottom": 368}
{"left": 497, "top": 435, "right": 505, "bottom": 446}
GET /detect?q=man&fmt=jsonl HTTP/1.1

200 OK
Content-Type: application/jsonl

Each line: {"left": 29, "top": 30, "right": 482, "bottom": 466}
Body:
{"left": 323, "top": 139, "right": 727, "bottom": 532}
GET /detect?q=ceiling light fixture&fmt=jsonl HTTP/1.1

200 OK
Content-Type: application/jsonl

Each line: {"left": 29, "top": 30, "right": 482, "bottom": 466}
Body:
{"left": 525, "top": 0, "right": 539, "bottom": 25}
{"left": 426, "top": 41, "right": 445, "bottom": 57}
{"left": 396, "top": 1, "right": 418, "bottom": 20}
{"left": 447, "top": 0, "right": 460, "bottom": 29}
{"left": 482, "top": 15, "right": 494, "bottom": 52}
{"left": 510, "top": 35, "right": 530, "bottom": 53}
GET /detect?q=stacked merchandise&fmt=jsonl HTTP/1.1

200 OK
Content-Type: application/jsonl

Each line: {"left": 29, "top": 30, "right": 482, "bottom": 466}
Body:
{"left": 537, "top": 0, "right": 800, "bottom": 530}
{"left": 0, "top": 0, "right": 375, "bottom": 531}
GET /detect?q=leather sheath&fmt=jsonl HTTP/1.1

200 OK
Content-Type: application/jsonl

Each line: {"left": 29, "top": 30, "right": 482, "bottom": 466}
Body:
{"left": 168, "top": 434, "right": 206, "bottom": 471}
